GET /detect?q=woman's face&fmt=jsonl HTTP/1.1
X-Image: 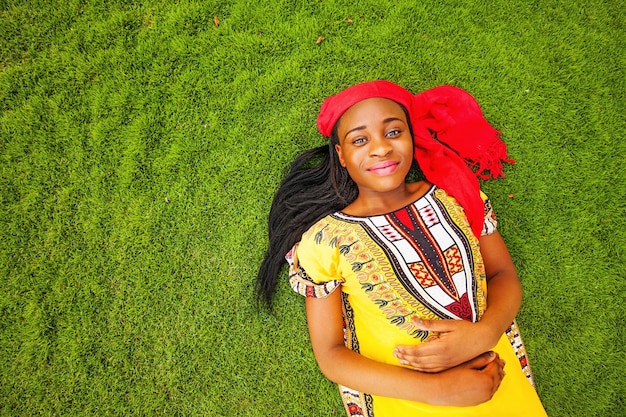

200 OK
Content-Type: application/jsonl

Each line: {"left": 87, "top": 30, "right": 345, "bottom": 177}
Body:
{"left": 334, "top": 97, "right": 413, "bottom": 197}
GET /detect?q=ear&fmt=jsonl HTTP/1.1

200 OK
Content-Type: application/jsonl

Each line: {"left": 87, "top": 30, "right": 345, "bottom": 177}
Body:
{"left": 335, "top": 144, "right": 346, "bottom": 167}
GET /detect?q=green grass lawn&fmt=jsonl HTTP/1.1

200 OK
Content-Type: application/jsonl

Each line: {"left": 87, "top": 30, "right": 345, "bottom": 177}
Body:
{"left": 1, "top": 0, "right": 624, "bottom": 415}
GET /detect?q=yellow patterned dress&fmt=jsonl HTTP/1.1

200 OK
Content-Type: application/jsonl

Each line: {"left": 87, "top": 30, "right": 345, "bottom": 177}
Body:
{"left": 287, "top": 185, "right": 547, "bottom": 416}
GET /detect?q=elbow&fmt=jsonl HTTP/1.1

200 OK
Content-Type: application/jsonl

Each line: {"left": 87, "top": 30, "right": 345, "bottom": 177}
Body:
{"left": 312, "top": 345, "right": 346, "bottom": 384}
{"left": 315, "top": 355, "right": 338, "bottom": 383}
{"left": 317, "top": 363, "right": 337, "bottom": 382}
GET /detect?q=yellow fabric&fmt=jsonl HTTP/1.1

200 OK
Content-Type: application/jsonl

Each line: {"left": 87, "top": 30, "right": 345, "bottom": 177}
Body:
{"left": 290, "top": 187, "right": 547, "bottom": 416}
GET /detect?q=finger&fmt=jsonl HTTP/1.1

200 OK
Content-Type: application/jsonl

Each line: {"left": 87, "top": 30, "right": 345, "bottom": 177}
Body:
{"left": 393, "top": 349, "right": 450, "bottom": 372}
{"left": 393, "top": 351, "right": 436, "bottom": 369}
{"left": 394, "top": 346, "right": 444, "bottom": 369}
{"left": 481, "top": 358, "right": 505, "bottom": 393}
{"left": 413, "top": 318, "right": 457, "bottom": 332}
{"left": 395, "top": 333, "right": 448, "bottom": 356}
{"left": 393, "top": 347, "right": 417, "bottom": 366}
{"left": 394, "top": 338, "right": 441, "bottom": 358}
{"left": 409, "top": 360, "right": 450, "bottom": 373}
{"left": 393, "top": 345, "right": 420, "bottom": 359}
{"left": 489, "top": 357, "right": 506, "bottom": 386}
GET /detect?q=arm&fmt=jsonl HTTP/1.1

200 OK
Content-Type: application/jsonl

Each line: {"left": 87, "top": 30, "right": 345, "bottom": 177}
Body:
{"left": 474, "top": 230, "right": 523, "bottom": 344}
{"left": 394, "top": 231, "right": 522, "bottom": 372}
{"left": 306, "top": 287, "right": 506, "bottom": 406}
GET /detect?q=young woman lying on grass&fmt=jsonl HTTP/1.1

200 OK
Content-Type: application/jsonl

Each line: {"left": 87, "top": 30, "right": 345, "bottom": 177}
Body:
{"left": 257, "top": 80, "right": 547, "bottom": 416}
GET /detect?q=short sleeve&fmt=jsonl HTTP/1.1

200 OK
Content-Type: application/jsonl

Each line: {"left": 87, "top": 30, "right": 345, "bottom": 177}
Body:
{"left": 285, "top": 221, "right": 344, "bottom": 298}
{"left": 480, "top": 191, "right": 498, "bottom": 236}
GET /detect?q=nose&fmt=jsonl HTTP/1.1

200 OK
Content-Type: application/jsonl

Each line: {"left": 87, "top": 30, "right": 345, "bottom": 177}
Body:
{"left": 369, "top": 135, "right": 392, "bottom": 157}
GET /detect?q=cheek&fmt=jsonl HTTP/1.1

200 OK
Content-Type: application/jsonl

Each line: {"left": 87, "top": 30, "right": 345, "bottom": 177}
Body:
{"left": 399, "top": 138, "right": 414, "bottom": 157}
{"left": 341, "top": 149, "right": 364, "bottom": 169}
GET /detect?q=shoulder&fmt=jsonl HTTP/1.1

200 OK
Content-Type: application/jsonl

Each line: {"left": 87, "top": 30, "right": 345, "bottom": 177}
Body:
{"left": 301, "top": 211, "right": 360, "bottom": 236}
{"left": 300, "top": 214, "right": 354, "bottom": 251}
{"left": 288, "top": 214, "right": 350, "bottom": 291}
{"left": 432, "top": 185, "right": 490, "bottom": 206}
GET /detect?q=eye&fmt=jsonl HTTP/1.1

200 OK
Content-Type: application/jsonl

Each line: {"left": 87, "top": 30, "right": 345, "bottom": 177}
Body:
{"left": 385, "top": 129, "right": 401, "bottom": 138}
{"left": 352, "top": 137, "right": 368, "bottom": 145}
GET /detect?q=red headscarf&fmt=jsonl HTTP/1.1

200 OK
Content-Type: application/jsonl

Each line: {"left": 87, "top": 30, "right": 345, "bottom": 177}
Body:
{"left": 317, "top": 80, "right": 514, "bottom": 238}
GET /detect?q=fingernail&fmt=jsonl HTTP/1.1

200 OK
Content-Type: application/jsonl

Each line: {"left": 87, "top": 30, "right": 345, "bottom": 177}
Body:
{"left": 489, "top": 351, "right": 495, "bottom": 358}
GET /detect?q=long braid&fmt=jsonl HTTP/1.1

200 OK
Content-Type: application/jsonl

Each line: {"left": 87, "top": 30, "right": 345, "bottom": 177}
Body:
{"left": 255, "top": 131, "right": 357, "bottom": 307}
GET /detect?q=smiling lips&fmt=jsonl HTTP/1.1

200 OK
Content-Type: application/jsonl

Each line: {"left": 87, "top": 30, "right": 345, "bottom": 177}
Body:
{"left": 367, "top": 161, "right": 399, "bottom": 176}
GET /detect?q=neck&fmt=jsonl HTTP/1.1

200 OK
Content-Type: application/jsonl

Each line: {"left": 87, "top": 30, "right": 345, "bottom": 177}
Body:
{"left": 343, "top": 181, "right": 430, "bottom": 216}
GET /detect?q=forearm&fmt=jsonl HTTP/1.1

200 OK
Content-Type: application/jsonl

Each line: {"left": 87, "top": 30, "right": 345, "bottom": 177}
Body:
{"left": 478, "top": 271, "right": 522, "bottom": 347}
{"left": 478, "top": 232, "right": 523, "bottom": 346}
{"left": 316, "top": 343, "right": 504, "bottom": 406}
{"left": 317, "top": 344, "right": 436, "bottom": 403}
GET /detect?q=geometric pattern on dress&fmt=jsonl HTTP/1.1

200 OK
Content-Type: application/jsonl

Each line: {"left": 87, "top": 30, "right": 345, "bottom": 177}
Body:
{"left": 339, "top": 385, "right": 374, "bottom": 417}
{"left": 418, "top": 204, "right": 440, "bottom": 227}
{"left": 326, "top": 186, "right": 488, "bottom": 330}
{"left": 287, "top": 259, "right": 340, "bottom": 299}
{"left": 444, "top": 245, "right": 464, "bottom": 275}
{"left": 430, "top": 189, "right": 484, "bottom": 312}
{"left": 443, "top": 292, "right": 473, "bottom": 321}
{"left": 342, "top": 292, "right": 360, "bottom": 353}
{"left": 505, "top": 320, "right": 537, "bottom": 389}
{"left": 481, "top": 198, "right": 498, "bottom": 236}
{"left": 387, "top": 205, "right": 460, "bottom": 302}
{"left": 340, "top": 281, "right": 375, "bottom": 416}
{"left": 378, "top": 224, "right": 404, "bottom": 242}
{"left": 408, "top": 261, "right": 436, "bottom": 287}
{"left": 330, "top": 190, "right": 481, "bottom": 323}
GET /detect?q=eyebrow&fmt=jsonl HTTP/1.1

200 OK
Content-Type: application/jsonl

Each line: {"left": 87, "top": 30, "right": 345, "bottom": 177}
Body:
{"left": 342, "top": 117, "right": 405, "bottom": 141}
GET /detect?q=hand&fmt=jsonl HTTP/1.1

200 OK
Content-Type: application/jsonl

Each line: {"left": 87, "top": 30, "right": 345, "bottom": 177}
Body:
{"left": 394, "top": 318, "right": 499, "bottom": 372}
{"left": 428, "top": 351, "right": 506, "bottom": 406}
